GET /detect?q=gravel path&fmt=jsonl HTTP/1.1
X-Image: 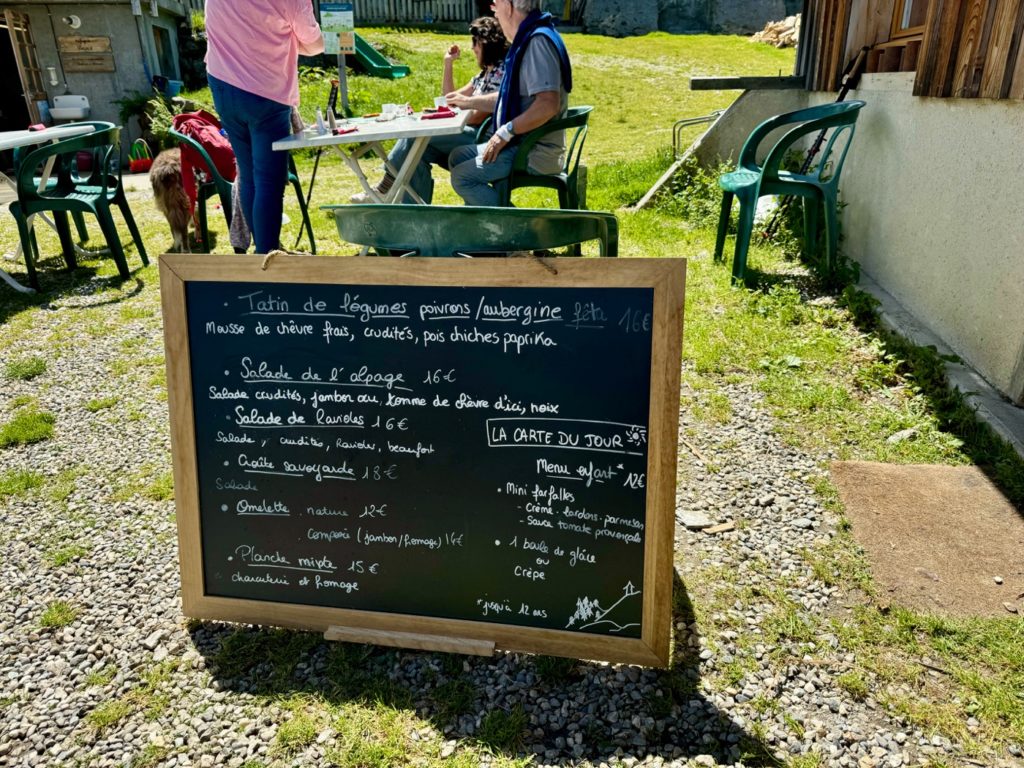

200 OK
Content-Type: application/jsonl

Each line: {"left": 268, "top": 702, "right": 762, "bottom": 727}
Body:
{"left": 0, "top": 282, "right": 1012, "bottom": 768}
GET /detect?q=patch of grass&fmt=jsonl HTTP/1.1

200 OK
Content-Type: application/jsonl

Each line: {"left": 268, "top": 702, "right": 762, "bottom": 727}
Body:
{"left": 84, "top": 665, "right": 117, "bottom": 687}
{"left": 85, "top": 395, "right": 119, "bottom": 412}
{"left": 214, "top": 627, "right": 322, "bottom": 692}
{"left": 40, "top": 600, "right": 78, "bottom": 628}
{"left": 475, "top": 704, "right": 528, "bottom": 753}
{"left": 113, "top": 466, "right": 175, "bottom": 502}
{"left": 432, "top": 678, "right": 476, "bottom": 722}
{"left": 129, "top": 744, "right": 169, "bottom": 768}
{"left": 657, "top": 156, "right": 735, "bottom": 229}
{"left": 4, "top": 355, "right": 46, "bottom": 380}
{"left": 86, "top": 698, "right": 133, "bottom": 731}
{"left": 86, "top": 660, "right": 178, "bottom": 732}
{"left": 787, "top": 753, "right": 825, "bottom": 768}
{"left": 825, "top": 606, "right": 1024, "bottom": 753}
{"left": 275, "top": 710, "right": 318, "bottom": 753}
{"left": 533, "top": 654, "right": 576, "bottom": 683}
{"left": 761, "top": 601, "right": 819, "bottom": 648}
{"left": 692, "top": 390, "right": 733, "bottom": 425}
{"left": 8, "top": 394, "right": 35, "bottom": 410}
{"left": 0, "top": 407, "right": 55, "bottom": 447}
{"left": 43, "top": 542, "right": 90, "bottom": 567}
{"left": 45, "top": 467, "right": 83, "bottom": 506}
{"left": 142, "top": 472, "right": 174, "bottom": 501}
{"left": 0, "top": 468, "right": 44, "bottom": 499}
{"left": 120, "top": 305, "right": 155, "bottom": 320}
{"left": 836, "top": 670, "right": 870, "bottom": 700}
{"left": 327, "top": 702, "right": 412, "bottom": 767}
{"left": 324, "top": 643, "right": 412, "bottom": 708}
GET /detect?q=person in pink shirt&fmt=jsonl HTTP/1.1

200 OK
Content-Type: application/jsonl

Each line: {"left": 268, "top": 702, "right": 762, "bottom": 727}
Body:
{"left": 205, "top": 0, "right": 323, "bottom": 253}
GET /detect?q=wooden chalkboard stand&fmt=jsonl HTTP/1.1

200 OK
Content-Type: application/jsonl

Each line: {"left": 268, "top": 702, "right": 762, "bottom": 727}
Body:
{"left": 324, "top": 626, "right": 496, "bottom": 656}
{"left": 161, "top": 254, "right": 685, "bottom": 667}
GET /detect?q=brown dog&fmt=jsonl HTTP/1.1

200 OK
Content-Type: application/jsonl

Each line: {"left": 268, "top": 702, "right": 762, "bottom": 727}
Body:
{"left": 149, "top": 148, "right": 191, "bottom": 253}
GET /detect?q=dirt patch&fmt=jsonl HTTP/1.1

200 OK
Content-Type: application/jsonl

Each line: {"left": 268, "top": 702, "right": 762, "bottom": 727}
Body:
{"left": 831, "top": 461, "right": 1024, "bottom": 617}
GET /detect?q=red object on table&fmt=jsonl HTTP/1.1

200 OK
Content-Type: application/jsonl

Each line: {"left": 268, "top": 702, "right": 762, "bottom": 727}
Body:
{"left": 421, "top": 107, "right": 455, "bottom": 120}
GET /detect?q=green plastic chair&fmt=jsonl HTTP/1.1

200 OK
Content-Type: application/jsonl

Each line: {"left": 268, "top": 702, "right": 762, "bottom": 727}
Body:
{"left": 10, "top": 124, "right": 148, "bottom": 289}
{"left": 325, "top": 204, "right": 618, "bottom": 258}
{"left": 168, "top": 127, "right": 316, "bottom": 254}
{"left": 478, "top": 106, "right": 593, "bottom": 209}
{"left": 12, "top": 120, "right": 116, "bottom": 246}
{"left": 713, "top": 100, "right": 866, "bottom": 282}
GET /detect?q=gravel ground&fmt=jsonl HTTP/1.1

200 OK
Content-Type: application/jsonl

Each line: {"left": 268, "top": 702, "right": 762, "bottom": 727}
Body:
{"left": 0, "top": 281, "right": 1016, "bottom": 768}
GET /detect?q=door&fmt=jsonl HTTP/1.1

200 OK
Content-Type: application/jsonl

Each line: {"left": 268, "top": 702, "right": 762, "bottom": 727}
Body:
{"left": 3, "top": 10, "right": 47, "bottom": 125}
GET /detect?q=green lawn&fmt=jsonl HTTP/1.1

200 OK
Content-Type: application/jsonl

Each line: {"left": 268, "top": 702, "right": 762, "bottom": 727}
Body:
{"left": 2, "top": 29, "right": 1023, "bottom": 767}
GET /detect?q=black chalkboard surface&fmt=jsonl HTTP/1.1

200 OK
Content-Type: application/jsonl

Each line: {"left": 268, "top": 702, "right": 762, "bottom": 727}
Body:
{"left": 162, "top": 256, "right": 685, "bottom": 666}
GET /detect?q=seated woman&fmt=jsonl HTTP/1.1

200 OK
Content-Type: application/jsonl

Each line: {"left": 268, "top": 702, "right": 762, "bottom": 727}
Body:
{"left": 352, "top": 16, "right": 507, "bottom": 204}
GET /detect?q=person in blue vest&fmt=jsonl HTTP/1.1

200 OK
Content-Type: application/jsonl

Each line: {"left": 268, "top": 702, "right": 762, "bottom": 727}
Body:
{"left": 449, "top": 0, "right": 572, "bottom": 207}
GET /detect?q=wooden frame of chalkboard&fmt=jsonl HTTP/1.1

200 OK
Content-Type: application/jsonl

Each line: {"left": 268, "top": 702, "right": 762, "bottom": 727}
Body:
{"left": 161, "top": 255, "right": 685, "bottom": 667}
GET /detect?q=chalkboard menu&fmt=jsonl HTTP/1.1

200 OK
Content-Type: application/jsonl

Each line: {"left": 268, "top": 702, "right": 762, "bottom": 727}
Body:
{"left": 161, "top": 256, "right": 685, "bottom": 666}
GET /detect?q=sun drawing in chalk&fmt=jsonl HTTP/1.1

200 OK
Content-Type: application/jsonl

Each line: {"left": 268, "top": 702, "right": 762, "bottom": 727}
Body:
{"left": 565, "top": 581, "right": 641, "bottom": 632}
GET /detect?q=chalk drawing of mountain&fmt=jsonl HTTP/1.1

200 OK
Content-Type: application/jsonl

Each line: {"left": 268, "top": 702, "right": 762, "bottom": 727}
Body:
{"left": 565, "top": 581, "right": 641, "bottom": 633}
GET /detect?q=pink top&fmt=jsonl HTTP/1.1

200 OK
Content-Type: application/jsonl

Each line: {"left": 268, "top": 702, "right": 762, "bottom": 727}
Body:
{"left": 205, "top": 0, "right": 323, "bottom": 107}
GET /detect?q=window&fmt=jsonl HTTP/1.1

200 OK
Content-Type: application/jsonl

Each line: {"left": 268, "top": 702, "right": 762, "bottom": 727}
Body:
{"left": 152, "top": 24, "right": 177, "bottom": 78}
{"left": 891, "top": 0, "right": 927, "bottom": 39}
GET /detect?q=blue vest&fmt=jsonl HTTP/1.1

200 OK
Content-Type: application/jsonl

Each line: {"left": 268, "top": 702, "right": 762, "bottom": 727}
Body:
{"left": 494, "top": 11, "right": 573, "bottom": 130}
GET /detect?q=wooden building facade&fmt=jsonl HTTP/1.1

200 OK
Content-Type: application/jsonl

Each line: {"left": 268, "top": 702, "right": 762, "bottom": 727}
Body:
{"left": 803, "top": 0, "right": 1024, "bottom": 99}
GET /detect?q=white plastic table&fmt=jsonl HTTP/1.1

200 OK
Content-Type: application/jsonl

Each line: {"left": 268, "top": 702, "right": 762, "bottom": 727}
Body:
{"left": 272, "top": 109, "right": 472, "bottom": 206}
{"left": 0, "top": 123, "right": 95, "bottom": 293}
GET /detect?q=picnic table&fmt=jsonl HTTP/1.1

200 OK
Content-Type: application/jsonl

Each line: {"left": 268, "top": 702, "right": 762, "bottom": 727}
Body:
{"left": 271, "top": 108, "right": 471, "bottom": 207}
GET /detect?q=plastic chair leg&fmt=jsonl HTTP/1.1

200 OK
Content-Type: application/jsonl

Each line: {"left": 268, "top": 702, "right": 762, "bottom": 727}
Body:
{"left": 731, "top": 198, "right": 757, "bottom": 283}
{"left": 714, "top": 191, "right": 734, "bottom": 263}
{"left": 118, "top": 198, "right": 149, "bottom": 266}
{"left": 12, "top": 207, "right": 40, "bottom": 291}
{"left": 53, "top": 212, "right": 78, "bottom": 269}
{"left": 95, "top": 207, "right": 131, "bottom": 279}
{"left": 822, "top": 190, "right": 838, "bottom": 274}
{"left": 802, "top": 198, "right": 820, "bottom": 261}
{"left": 198, "top": 201, "right": 211, "bottom": 253}
{"left": 72, "top": 212, "right": 89, "bottom": 243}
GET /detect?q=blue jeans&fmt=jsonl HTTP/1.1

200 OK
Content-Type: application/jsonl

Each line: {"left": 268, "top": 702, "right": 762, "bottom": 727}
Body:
{"left": 449, "top": 139, "right": 515, "bottom": 207}
{"left": 209, "top": 75, "right": 291, "bottom": 253}
{"left": 387, "top": 126, "right": 479, "bottom": 204}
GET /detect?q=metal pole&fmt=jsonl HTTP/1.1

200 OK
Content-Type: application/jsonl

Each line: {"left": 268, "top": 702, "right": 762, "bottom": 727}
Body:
{"left": 337, "top": 52, "right": 350, "bottom": 116}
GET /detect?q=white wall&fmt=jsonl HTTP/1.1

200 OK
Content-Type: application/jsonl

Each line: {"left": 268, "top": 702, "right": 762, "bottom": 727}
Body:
{"left": 694, "top": 77, "right": 1024, "bottom": 404}
{"left": 810, "top": 74, "right": 1024, "bottom": 404}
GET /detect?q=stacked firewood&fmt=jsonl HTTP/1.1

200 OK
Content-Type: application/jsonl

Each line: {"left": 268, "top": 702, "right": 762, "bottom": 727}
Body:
{"left": 751, "top": 15, "right": 800, "bottom": 48}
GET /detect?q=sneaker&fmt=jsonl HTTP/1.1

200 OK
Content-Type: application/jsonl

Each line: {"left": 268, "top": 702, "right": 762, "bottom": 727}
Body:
{"left": 350, "top": 191, "right": 371, "bottom": 204}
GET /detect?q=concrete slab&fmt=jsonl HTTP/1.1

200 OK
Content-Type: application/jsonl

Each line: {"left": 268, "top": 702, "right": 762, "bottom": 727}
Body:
{"left": 858, "top": 272, "right": 1024, "bottom": 461}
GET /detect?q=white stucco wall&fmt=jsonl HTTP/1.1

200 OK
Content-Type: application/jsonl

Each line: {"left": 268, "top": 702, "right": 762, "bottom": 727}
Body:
{"left": 694, "top": 77, "right": 1024, "bottom": 404}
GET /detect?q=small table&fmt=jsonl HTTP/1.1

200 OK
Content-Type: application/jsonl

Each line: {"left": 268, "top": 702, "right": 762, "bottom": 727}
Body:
{"left": 0, "top": 123, "right": 95, "bottom": 293}
{"left": 272, "top": 109, "right": 472, "bottom": 206}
